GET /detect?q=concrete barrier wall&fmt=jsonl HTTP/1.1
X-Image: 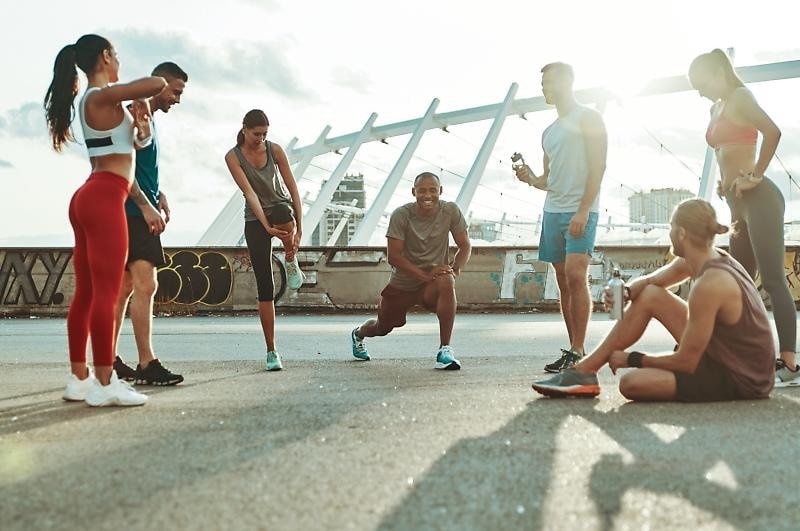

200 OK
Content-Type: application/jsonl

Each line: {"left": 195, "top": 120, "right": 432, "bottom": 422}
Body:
{"left": 2, "top": 246, "right": 799, "bottom": 316}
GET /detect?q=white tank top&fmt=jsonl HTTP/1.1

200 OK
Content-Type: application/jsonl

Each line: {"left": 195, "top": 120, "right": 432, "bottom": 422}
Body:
{"left": 542, "top": 105, "right": 599, "bottom": 213}
{"left": 78, "top": 87, "right": 135, "bottom": 157}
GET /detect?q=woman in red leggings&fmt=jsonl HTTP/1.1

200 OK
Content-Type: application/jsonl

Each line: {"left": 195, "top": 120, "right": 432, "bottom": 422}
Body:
{"left": 45, "top": 34, "right": 167, "bottom": 406}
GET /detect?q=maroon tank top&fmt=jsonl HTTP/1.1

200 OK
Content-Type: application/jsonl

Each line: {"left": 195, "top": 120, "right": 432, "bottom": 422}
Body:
{"left": 701, "top": 251, "right": 775, "bottom": 398}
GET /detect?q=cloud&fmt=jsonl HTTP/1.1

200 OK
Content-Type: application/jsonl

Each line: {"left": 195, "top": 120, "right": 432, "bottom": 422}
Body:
{"left": 0, "top": 102, "right": 47, "bottom": 140}
{"left": 0, "top": 159, "right": 12, "bottom": 168}
{"left": 331, "top": 66, "right": 372, "bottom": 95}
{"left": 106, "top": 29, "right": 314, "bottom": 101}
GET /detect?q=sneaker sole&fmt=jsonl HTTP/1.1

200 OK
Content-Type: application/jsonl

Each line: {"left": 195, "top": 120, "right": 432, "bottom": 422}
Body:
{"left": 266, "top": 366, "right": 283, "bottom": 371}
{"left": 435, "top": 362, "right": 461, "bottom": 370}
{"left": 134, "top": 377, "right": 184, "bottom": 386}
{"left": 85, "top": 397, "right": 148, "bottom": 407}
{"left": 774, "top": 379, "right": 800, "bottom": 388}
{"left": 531, "top": 382, "right": 600, "bottom": 398}
{"left": 544, "top": 366, "right": 562, "bottom": 374}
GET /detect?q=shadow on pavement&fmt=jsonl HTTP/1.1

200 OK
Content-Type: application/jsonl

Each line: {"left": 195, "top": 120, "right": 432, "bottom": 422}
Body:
{"left": 378, "top": 391, "right": 800, "bottom": 530}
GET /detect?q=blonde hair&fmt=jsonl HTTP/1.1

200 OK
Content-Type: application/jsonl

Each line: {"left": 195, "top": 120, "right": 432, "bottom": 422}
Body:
{"left": 672, "top": 198, "right": 729, "bottom": 247}
{"left": 688, "top": 49, "right": 745, "bottom": 90}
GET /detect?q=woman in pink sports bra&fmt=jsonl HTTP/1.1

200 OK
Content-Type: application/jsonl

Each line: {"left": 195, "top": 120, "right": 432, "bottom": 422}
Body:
{"left": 689, "top": 49, "right": 798, "bottom": 387}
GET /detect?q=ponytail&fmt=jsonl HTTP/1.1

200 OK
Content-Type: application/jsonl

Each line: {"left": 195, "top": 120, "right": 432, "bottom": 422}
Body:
{"left": 44, "top": 34, "right": 112, "bottom": 152}
{"left": 44, "top": 44, "right": 79, "bottom": 152}
{"left": 688, "top": 48, "right": 745, "bottom": 92}
{"left": 237, "top": 129, "right": 245, "bottom": 146}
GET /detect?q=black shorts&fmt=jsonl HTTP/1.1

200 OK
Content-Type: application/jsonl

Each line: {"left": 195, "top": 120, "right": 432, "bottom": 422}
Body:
{"left": 377, "top": 283, "right": 437, "bottom": 329}
{"left": 126, "top": 215, "right": 166, "bottom": 268}
{"left": 674, "top": 354, "right": 739, "bottom": 402}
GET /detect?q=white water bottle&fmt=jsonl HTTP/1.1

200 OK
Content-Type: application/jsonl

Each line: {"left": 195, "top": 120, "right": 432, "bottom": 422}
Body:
{"left": 608, "top": 268, "right": 624, "bottom": 320}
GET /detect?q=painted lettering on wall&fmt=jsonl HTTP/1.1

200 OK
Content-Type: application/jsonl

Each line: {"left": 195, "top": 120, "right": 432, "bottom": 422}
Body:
{"left": 0, "top": 251, "right": 71, "bottom": 306}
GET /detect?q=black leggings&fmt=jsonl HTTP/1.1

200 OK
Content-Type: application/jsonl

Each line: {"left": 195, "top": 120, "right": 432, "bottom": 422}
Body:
{"left": 726, "top": 178, "right": 796, "bottom": 353}
{"left": 244, "top": 220, "right": 275, "bottom": 302}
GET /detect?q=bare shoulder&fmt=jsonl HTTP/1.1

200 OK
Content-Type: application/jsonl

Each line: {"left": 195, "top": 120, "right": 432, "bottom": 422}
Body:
{"left": 693, "top": 266, "right": 740, "bottom": 298}
{"left": 270, "top": 142, "right": 286, "bottom": 157}
{"left": 728, "top": 86, "right": 758, "bottom": 109}
{"left": 580, "top": 106, "right": 606, "bottom": 132}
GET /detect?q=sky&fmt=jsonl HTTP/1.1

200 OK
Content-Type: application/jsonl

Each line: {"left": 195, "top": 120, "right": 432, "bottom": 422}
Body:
{"left": 1, "top": 0, "right": 800, "bottom": 246}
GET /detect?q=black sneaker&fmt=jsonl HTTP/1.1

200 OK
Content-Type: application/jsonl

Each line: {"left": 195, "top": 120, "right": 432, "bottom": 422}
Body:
{"left": 114, "top": 356, "right": 137, "bottom": 382}
{"left": 135, "top": 359, "right": 184, "bottom": 386}
{"left": 544, "top": 349, "right": 583, "bottom": 373}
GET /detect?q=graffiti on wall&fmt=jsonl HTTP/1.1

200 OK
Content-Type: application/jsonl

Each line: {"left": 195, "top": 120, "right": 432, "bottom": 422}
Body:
{"left": 497, "top": 249, "right": 675, "bottom": 304}
{"left": 156, "top": 251, "right": 233, "bottom": 305}
{"left": 0, "top": 251, "right": 72, "bottom": 306}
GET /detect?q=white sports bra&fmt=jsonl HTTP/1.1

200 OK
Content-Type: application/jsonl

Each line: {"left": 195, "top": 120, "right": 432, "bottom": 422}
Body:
{"left": 78, "top": 87, "right": 135, "bottom": 157}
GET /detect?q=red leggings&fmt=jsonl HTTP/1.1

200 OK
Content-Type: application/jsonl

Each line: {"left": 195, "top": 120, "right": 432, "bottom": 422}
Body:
{"left": 67, "top": 171, "right": 131, "bottom": 367}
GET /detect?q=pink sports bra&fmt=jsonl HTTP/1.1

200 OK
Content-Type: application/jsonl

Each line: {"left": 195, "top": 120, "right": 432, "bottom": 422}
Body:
{"left": 706, "top": 112, "right": 757, "bottom": 149}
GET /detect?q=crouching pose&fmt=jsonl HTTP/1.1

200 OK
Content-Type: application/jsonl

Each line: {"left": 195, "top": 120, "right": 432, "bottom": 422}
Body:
{"left": 350, "top": 172, "right": 471, "bottom": 370}
{"left": 532, "top": 198, "right": 775, "bottom": 402}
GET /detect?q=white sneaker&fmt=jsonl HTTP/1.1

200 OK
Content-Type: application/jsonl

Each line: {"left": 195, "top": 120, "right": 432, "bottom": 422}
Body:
{"left": 63, "top": 368, "right": 98, "bottom": 401}
{"left": 85, "top": 371, "right": 148, "bottom": 407}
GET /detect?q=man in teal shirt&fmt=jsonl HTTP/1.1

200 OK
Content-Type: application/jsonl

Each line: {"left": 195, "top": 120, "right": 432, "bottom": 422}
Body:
{"left": 113, "top": 62, "right": 188, "bottom": 385}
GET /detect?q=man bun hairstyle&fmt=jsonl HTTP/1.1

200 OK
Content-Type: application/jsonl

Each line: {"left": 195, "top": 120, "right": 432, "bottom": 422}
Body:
{"left": 672, "top": 198, "right": 729, "bottom": 247}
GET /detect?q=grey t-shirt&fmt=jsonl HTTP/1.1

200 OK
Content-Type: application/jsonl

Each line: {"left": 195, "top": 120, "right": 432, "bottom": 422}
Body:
{"left": 385, "top": 200, "right": 468, "bottom": 290}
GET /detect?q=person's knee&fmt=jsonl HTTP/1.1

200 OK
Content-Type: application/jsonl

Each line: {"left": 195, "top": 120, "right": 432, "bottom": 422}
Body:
{"left": 565, "top": 268, "right": 588, "bottom": 291}
{"left": 759, "top": 272, "right": 785, "bottom": 295}
{"left": 636, "top": 284, "right": 667, "bottom": 308}
{"left": 618, "top": 372, "right": 644, "bottom": 400}
{"left": 132, "top": 275, "right": 157, "bottom": 298}
{"left": 435, "top": 273, "right": 456, "bottom": 292}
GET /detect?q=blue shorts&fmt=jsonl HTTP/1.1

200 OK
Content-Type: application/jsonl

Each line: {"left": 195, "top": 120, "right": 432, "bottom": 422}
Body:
{"left": 538, "top": 211, "right": 599, "bottom": 264}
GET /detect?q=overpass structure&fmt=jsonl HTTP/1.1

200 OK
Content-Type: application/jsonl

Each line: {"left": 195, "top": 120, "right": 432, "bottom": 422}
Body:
{"left": 197, "top": 59, "right": 800, "bottom": 247}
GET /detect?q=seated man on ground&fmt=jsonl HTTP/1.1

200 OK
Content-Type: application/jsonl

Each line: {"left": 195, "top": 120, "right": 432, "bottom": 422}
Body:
{"left": 532, "top": 198, "right": 775, "bottom": 402}
{"left": 350, "top": 172, "right": 472, "bottom": 370}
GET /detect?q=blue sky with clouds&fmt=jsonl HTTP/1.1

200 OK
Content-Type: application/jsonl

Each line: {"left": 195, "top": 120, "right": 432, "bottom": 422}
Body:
{"left": 1, "top": 0, "right": 799, "bottom": 245}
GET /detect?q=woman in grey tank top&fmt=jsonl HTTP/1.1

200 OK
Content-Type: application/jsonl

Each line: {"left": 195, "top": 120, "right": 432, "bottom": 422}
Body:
{"left": 224, "top": 109, "right": 305, "bottom": 371}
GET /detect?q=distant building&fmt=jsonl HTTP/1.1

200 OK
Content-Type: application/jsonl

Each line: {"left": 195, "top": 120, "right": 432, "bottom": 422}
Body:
{"left": 628, "top": 188, "right": 694, "bottom": 224}
{"left": 311, "top": 173, "right": 366, "bottom": 246}
{"left": 468, "top": 220, "right": 501, "bottom": 242}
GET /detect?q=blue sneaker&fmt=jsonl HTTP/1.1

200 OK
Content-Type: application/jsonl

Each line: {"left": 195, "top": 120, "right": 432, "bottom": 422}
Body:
{"left": 266, "top": 351, "right": 283, "bottom": 371}
{"left": 286, "top": 258, "right": 305, "bottom": 290}
{"left": 351, "top": 328, "right": 370, "bottom": 361}
{"left": 435, "top": 345, "right": 461, "bottom": 370}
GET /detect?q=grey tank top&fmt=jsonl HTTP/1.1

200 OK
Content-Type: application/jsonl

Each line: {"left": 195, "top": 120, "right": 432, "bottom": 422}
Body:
{"left": 233, "top": 142, "right": 292, "bottom": 222}
{"left": 542, "top": 105, "right": 599, "bottom": 214}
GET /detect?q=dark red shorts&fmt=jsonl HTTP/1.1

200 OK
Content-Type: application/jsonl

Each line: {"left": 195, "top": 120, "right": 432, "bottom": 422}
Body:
{"left": 377, "top": 283, "right": 436, "bottom": 328}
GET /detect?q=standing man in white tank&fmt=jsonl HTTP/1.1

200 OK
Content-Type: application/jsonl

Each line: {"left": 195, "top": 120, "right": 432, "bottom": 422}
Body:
{"left": 514, "top": 62, "right": 608, "bottom": 373}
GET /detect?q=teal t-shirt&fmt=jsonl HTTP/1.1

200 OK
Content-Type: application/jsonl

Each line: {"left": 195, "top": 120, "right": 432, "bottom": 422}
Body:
{"left": 125, "top": 120, "right": 159, "bottom": 216}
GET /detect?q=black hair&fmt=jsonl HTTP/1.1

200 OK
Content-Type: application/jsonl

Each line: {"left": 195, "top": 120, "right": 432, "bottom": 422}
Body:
{"left": 414, "top": 172, "right": 441, "bottom": 186}
{"left": 152, "top": 62, "right": 188, "bottom": 82}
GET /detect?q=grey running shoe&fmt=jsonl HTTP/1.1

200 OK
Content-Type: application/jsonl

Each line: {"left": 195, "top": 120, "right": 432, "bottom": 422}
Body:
{"left": 775, "top": 359, "right": 800, "bottom": 388}
{"left": 544, "top": 349, "right": 583, "bottom": 373}
{"left": 532, "top": 368, "right": 600, "bottom": 398}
